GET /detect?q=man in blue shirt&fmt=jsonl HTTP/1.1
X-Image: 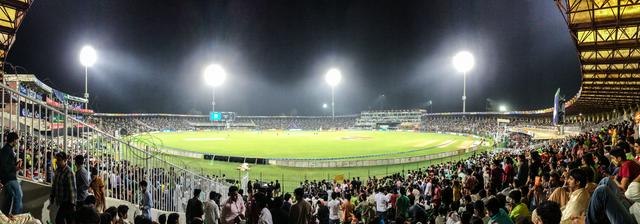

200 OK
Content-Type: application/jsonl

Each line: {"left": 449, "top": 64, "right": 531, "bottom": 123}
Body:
{"left": 139, "top": 180, "right": 153, "bottom": 220}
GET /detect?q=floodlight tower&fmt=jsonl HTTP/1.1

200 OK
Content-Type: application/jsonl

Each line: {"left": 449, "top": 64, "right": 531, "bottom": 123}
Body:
{"left": 79, "top": 45, "right": 97, "bottom": 109}
{"left": 452, "top": 51, "right": 474, "bottom": 113}
{"left": 203, "top": 64, "right": 227, "bottom": 113}
{"left": 499, "top": 105, "right": 507, "bottom": 112}
{"left": 325, "top": 68, "right": 342, "bottom": 120}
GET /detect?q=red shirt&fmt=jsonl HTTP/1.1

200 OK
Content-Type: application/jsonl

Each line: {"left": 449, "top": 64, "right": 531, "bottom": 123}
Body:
{"left": 618, "top": 160, "right": 640, "bottom": 182}
{"left": 389, "top": 193, "right": 399, "bottom": 209}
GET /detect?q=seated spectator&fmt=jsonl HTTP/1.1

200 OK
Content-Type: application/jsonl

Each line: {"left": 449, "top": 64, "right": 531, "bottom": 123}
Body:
{"left": 560, "top": 169, "right": 590, "bottom": 224}
{"left": 486, "top": 197, "right": 513, "bottom": 224}
{"left": 507, "top": 190, "right": 530, "bottom": 222}
{"left": 531, "top": 201, "right": 561, "bottom": 224}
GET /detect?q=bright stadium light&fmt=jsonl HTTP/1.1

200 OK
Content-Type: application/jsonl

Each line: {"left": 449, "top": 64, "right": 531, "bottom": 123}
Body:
{"left": 79, "top": 45, "right": 97, "bottom": 109}
{"left": 322, "top": 103, "right": 328, "bottom": 109}
{"left": 203, "top": 64, "right": 227, "bottom": 113}
{"left": 452, "top": 51, "right": 474, "bottom": 113}
{"left": 204, "top": 64, "right": 227, "bottom": 87}
{"left": 499, "top": 105, "right": 508, "bottom": 112}
{"left": 325, "top": 68, "right": 342, "bottom": 120}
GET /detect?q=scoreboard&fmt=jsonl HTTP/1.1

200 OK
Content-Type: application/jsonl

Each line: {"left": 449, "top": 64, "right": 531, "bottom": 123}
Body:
{"left": 210, "top": 111, "right": 236, "bottom": 122}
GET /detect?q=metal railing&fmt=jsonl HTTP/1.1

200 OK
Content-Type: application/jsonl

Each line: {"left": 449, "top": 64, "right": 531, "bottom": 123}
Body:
{"left": 0, "top": 81, "right": 229, "bottom": 212}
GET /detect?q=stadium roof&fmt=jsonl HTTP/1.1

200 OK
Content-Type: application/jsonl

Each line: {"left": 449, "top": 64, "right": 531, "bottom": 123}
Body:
{"left": 0, "top": 0, "right": 32, "bottom": 74}
{"left": 556, "top": 0, "right": 640, "bottom": 114}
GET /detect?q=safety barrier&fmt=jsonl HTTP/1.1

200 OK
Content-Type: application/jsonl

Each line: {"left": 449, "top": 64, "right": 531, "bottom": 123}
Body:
{"left": 0, "top": 81, "right": 229, "bottom": 213}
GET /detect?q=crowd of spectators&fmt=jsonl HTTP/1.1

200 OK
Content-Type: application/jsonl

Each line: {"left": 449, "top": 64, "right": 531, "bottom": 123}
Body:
{"left": 172, "top": 119, "right": 640, "bottom": 224}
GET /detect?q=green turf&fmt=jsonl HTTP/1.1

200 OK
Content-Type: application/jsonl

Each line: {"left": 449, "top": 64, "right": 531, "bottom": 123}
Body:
{"left": 125, "top": 131, "right": 487, "bottom": 192}
{"left": 142, "top": 131, "right": 472, "bottom": 159}
{"left": 160, "top": 145, "right": 491, "bottom": 193}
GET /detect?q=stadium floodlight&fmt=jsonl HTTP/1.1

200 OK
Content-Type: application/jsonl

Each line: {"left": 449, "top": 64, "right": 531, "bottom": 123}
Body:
{"left": 499, "top": 105, "right": 507, "bottom": 112}
{"left": 322, "top": 103, "right": 328, "bottom": 109}
{"left": 203, "top": 64, "right": 227, "bottom": 112}
{"left": 325, "top": 68, "right": 342, "bottom": 120}
{"left": 452, "top": 51, "right": 474, "bottom": 113}
{"left": 79, "top": 45, "right": 97, "bottom": 109}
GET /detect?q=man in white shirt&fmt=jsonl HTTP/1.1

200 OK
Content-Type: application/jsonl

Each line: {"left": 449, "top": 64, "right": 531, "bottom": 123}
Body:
{"left": 375, "top": 188, "right": 390, "bottom": 224}
{"left": 327, "top": 192, "right": 341, "bottom": 224}
{"left": 256, "top": 192, "right": 272, "bottom": 224}
{"left": 204, "top": 191, "right": 221, "bottom": 224}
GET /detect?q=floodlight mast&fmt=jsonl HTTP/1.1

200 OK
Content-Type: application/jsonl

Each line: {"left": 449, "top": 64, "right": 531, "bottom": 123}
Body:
{"left": 452, "top": 51, "right": 474, "bottom": 113}
{"left": 325, "top": 68, "right": 342, "bottom": 120}
{"left": 79, "top": 45, "right": 97, "bottom": 109}
{"left": 204, "top": 64, "right": 227, "bottom": 113}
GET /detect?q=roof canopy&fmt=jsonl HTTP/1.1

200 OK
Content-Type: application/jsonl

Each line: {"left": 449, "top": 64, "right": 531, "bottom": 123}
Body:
{"left": 556, "top": 0, "right": 640, "bottom": 113}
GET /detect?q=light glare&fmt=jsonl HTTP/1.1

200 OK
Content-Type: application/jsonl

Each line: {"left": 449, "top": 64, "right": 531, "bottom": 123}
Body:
{"left": 499, "top": 105, "right": 507, "bottom": 112}
{"left": 452, "top": 51, "right": 474, "bottom": 73}
{"left": 204, "top": 64, "right": 227, "bottom": 87}
{"left": 325, "top": 68, "right": 342, "bottom": 87}
{"left": 79, "top": 45, "right": 97, "bottom": 67}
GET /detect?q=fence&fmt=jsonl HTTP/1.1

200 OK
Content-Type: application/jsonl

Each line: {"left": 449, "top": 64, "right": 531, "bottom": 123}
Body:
{"left": 0, "top": 81, "right": 230, "bottom": 213}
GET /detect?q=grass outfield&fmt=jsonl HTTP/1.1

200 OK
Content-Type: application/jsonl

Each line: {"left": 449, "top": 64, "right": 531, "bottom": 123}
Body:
{"left": 142, "top": 131, "right": 473, "bottom": 159}
{"left": 161, "top": 145, "right": 491, "bottom": 193}
{"left": 128, "top": 130, "right": 486, "bottom": 192}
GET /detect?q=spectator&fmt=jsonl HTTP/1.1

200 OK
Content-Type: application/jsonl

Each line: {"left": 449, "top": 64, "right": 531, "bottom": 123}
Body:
{"left": 50, "top": 152, "right": 77, "bottom": 224}
{"left": 255, "top": 192, "right": 272, "bottom": 224}
{"left": 158, "top": 214, "right": 167, "bottom": 224}
{"left": 560, "top": 169, "right": 590, "bottom": 223}
{"left": 167, "top": 213, "right": 180, "bottom": 224}
{"left": 134, "top": 215, "right": 153, "bottom": 224}
{"left": 187, "top": 189, "right": 204, "bottom": 223}
{"left": 221, "top": 186, "right": 246, "bottom": 224}
{"left": 507, "top": 190, "right": 529, "bottom": 222}
{"left": 531, "top": 201, "right": 561, "bottom": 224}
{"left": 327, "top": 192, "right": 340, "bottom": 224}
{"left": 75, "top": 205, "right": 100, "bottom": 224}
{"left": 139, "top": 180, "right": 153, "bottom": 220}
{"left": 0, "top": 132, "right": 22, "bottom": 215}
{"left": 74, "top": 155, "right": 90, "bottom": 206}
{"left": 610, "top": 148, "right": 640, "bottom": 191}
{"left": 340, "top": 194, "right": 354, "bottom": 224}
{"left": 288, "top": 188, "right": 312, "bottom": 224}
{"left": 117, "top": 205, "right": 131, "bottom": 224}
{"left": 395, "top": 187, "right": 410, "bottom": 219}
{"left": 375, "top": 188, "right": 390, "bottom": 224}
{"left": 89, "top": 167, "right": 106, "bottom": 212}
{"left": 205, "top": 191, "right": 221, "bottom": 224}
{"left": 282, "top": 193, "right": 292, "bottom": 213}
{"left": 486, "top": 197, "right": 513, "bottom": 224}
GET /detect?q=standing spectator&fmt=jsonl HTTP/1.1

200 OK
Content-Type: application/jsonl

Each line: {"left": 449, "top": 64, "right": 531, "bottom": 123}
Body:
{"left": 89, "top": 168, "right": 106, "bottom": 212}
{"left": 282, "top": 193, "right": 292, "bottom": 213}
{"left": 288, "top": 188, "right": 312, "bottom": 224}
{"left": 50, "top": 152, "right": 77, "bottom": 224}
{"left": 74, "top": 155, "right": 90, "bottom": 206}
{"left": 375, "top": 188, "right": 390, "bottom": 224}
{"left": 139, "top": 180, "right": 153, "bottom": 220}
{"left": 205, "top": 191, "right": 221, "bottom": 224}
{"left": 0, "top": 132, "right": 22, "bottom": 215}
{"left": 340, "top": 194, "right": 354, "bottom": 224}
{"left": 187, "top": 189, "right": 205, "bottom": 224}
{"left": 255, "top": 192, "right": 272, "bottom": 224}
{"left": 327, "top": 192, "right": 340, "bottom": 224}
{"left": 221, "top": 186, "right": 246, "bottom": 224}
{"left": 516, "top": 155, "right": 529, "bottom": 188}
{"left": 316, "top": 197, "right": 330, "bottom": 224}
{"left": 395, "top": 188, "right": 410, "bottom": 219}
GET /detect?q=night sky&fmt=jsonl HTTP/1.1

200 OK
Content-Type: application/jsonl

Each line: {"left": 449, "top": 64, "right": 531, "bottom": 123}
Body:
{"left": 6, "top": 0, "right": 581, "bottom": 115}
